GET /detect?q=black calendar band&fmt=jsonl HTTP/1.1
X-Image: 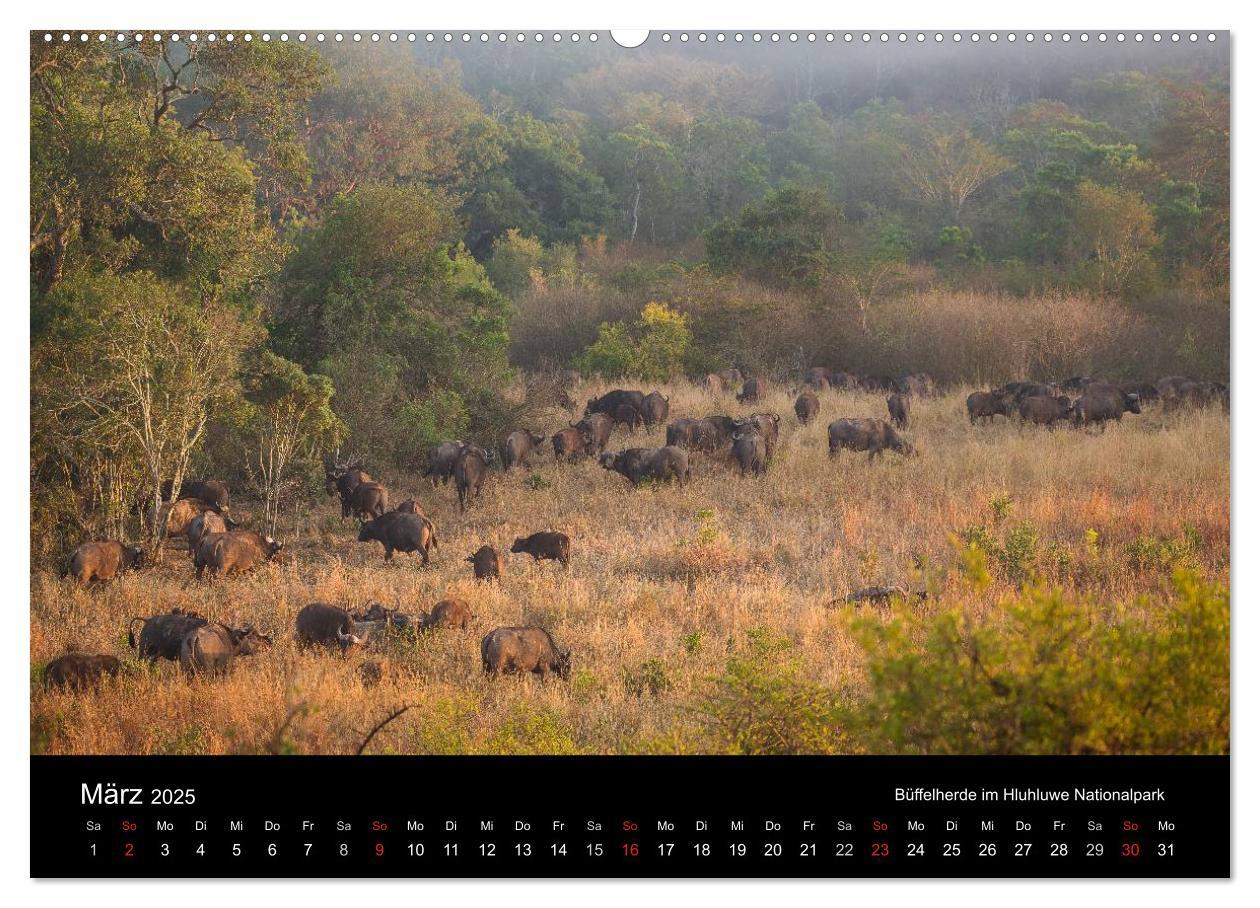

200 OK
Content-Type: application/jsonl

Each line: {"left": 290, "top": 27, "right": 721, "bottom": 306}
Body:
{"left": 31, "top": 754, "right": 1229, "bottom": 879}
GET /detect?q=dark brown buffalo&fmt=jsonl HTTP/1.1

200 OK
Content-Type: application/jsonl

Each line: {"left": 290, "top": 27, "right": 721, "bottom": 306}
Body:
{"left": 185, "top": 511, "right": 227, "bottom": 557}
{"left": 129, "top": 608, "right": 209, "bottom": 662}
{"left": 795, "top": 392, "right": 820, "bottom": 425}
{"left": 807, "top": 375, "right": 831, "bottom": 391}
{"left": 64, "top": 541, "right": 144, "bottom": 585}
{"left": 830, "top": 370, "right": 859, "bottom": 391}
{"left": 1156, "top": 375, "right": 1194, "bottom": 399}
{"left": 358, "top": 511, "right": 438, "bottom": 563}
{"left": 1169, "top": 380, "right": 1229, "bottom": 410}
{"left": 732, "top": 429, "right": 768, "bottom": 476}
{"left": 162, "top": 479, "right": 230, "bottom": 514}
{"left": 552, "top": 427, "right": 587, "bottom": 462}
{"left": 454, "top": 445, "right": 491, "bottom": 512}
{"left": 481, "top": 626, "right": 572, "bottom": 680}
{"left": 1019, "top": 394, "right": 1073, "bottom": 426}
{"left": 395, "top": 498, "right": 426, "bottom": 515}
{"left": 966, "top": 390, "right": 1007, "bottom": 424}
{"left": 734, "top": 413, "right": 781, "bottom": 459}
{"left": 423, "top": 440, "right": 468, "bottom": 487}
{"left": 887, "top": 392, "right": 909, "bottom": 429}
{"left": 828, "top": 418, "right": 915, "bottom": 459}
{"left": 599, "top": 445, "right": 690, "bottom": 485}
{"left": 348, "top": 481, "right": 389, "bottom": 521}
{"left": 666, "top": 417, "right": 702, "bottom": 449}
{"left": 43, "top": 653, "right": 122, "bottom": 690}
{"left": 511, "top": 531, "right": 571, "bottom": 565}
{"left": 194, "top": 530, "right": 283, "bottom": 580}
{"left": 695, "top": 415, "right": 739, "bottom": 452}
{"left": 325, "top": 460, "right": 371, "bottom": 517}
{"left": 574, "top": 412, "right": 613, "bottom": 454}
{"left": 499, "top": 429, "right": 547, "bottom": 471}
{"left": 585, "top": 389, "right": 646, "bottom": 421}
{"left": 736, "top": 377, "right": 766, "bottom": 403}
{"left": 895, "top": 373, "right": 935, "bottom": 397}
{"left": 1118, "top": 381, "right": 1161, "bottom": 403}
{"left": 295, "top": 603, "right": 364, "bottom": 652}
{"left": 179, "top": 623, "right": 271, "bottom": 676}
{"left": 641, "top": 391, "right": 670, "bottom": 426}
{"left": 860, "top": 374, "right": 896, "bottom": 393}
{"left": 466, "top": 544, "right": 502, "bottom": 580}
{"left": 1060, "top": 376, "right": 1097, "bottom": 393}
{"left": 1072, "top": 383, "right": 1141, "bottom": 428}
{"left": 611, "top": 403, "right": 644, "bottom": 431}
{"left": 424, "top": 599, "right": 475, "bottom": 630}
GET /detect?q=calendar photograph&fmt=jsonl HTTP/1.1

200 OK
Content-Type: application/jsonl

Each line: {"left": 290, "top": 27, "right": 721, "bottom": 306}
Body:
{"left": 30, "top": 28, "right": 1229, "bottom": 777}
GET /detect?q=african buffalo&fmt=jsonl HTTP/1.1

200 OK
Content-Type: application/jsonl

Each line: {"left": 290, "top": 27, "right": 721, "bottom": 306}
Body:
{"left": 830, "top": 371, "right": 859, "bottom": 391}
{"left": 828, "top": 418, "right": 915, "bottom": 459}
{"left": 295, "top": 603, "right": 364, "bottom": 653}
{"left": 166, "top": 498, "right": 218, "bottom": 539}
{"left": 129, "top": 608, "right": 209, "bottom": 662}
{"left": 162, "top": 479, "right": 230, "bottom": 514}
{"left": 701, "top": 373, "right": 725, "bottom": 395}
{"left": 424, "top": 599, "right": 475, "bottom": 630}
{"left": 396, "top": 498, "right": 426, "bottom": 515}
{"left": 348, "top": 481, "right": 389, "bottom": 521}
{"left": 358, "top": 511, "right": 438, "bottom": 563}
{"left": 454, "top": 445, "right": 491, "bottom": 512}
{"left": 732, "top": 429, "right": 768, "bottom": 476}
{"left": 795, "top": 392, "right": 820, "bottom": 425}
{"left": 481, "top": 626, "right": 572, "bottom": 680}
{"left": 733, "top": 413, "right": 780, "bottom": 459}
{"left": 966, "top": 390, "right": 1007, "bottom": 425}
{"left": 179, "top": 623, "right": 271, "bottom": 676}
{"left": 1073, "top": 384, "right": 1141, "bottom": 429}
{"left": 641, "top": 391, "right": 670, "bottom": 426}
{"left": 466, "top": 544, "right": 502, "bottom": 580}
{"left": 553, "top": 427, "right": 588, "bottom": 462}
{"left": 887, "top": 393, "right": 909, "bottom": 429}
{"left": 895, "top": 373, "right": 935, "bottom": 397}
{"left": 666, "top": 417, "right": 702, "bottom": 449}
{"left": 193, "top": 530, "right": 283, "bottom": 580}
{"left": 43, "top": 653, "right": 122, "bottom": 690}
{"left": 1019, "top": 394, "right": 1074, "bottom": 426}
{"left": 64, "top": 541, "right": 144, "bottom": 585}
{"left": 611, "top": 403, "right": 644, "bottom": 431}
{"left": 736, "top": 377, "right": 765, "bottom": 403}
{"left": 511, "top": 531, "right": 572, "bottom": 565}
{"left": 423, "top": 440, "right": 467, "bottom": 487}
{"left": 185, "top": 511, "right": 227, "bottom": 557}
{"left": 598, "top": 445, "right": 690, "bottom": 485}
{"left": 325, "top": 459, "right": 371, "bottom": 516}
{"left": 499, "top": 430, "right": 547, "bottom": 471}
{"left": 585, "top": 389, "right": 646, "bottom": 421}
{"left": 574, "top": 412, "right": 613, "bottom": 454}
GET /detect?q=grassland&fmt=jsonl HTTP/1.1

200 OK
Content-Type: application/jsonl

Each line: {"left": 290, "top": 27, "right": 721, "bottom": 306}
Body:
{"left": 30, "top": 380, "right": 1230, "bottom": 756}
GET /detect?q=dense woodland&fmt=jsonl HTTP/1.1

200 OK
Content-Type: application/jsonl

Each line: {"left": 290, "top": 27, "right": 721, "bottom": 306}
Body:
{"left": 31, "top": 35, "right": 1229, "bottom": 555}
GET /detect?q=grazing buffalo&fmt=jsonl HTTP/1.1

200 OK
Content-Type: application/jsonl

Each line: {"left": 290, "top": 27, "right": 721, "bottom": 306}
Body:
{"left": 481, "top": 627, "right": 572, "bottom": 680}
{"left": 43, "top": 653, "right": 121, "bottom": 690}
{"left": 64, "top": 541, "right": 144, "bottom": 585}
{"left": 887, "top": 393, "right": 909, "bottom": 429}
{"left": 423, "top": 440, "right": 468, "bottom": 487}
{"left": 860, "top": 375, "right": 896, "bottom": 393}
{"left": 511, "top": 531, "right": 572, "bottom": 565}
{"left": 696, "top": 415, "right": 739, "bottom": 452}
{"left": 454, "top": 445, "right": 491, "bottom": 512}
{"left": 574, "top": 412, "right": 613, "bottom": 454}
{"left": 736, "top": 377, "right": 765, "bottom": 403}
{"left": 701, "top": 373, "right": 725, "bottom": 395}
{"left": 1019, "top": 394, "right": 1074, "bottom": 426}
{"left": 424, "top": 599, "right": 475, "bottom": 630}
{"left": 585, "top": 389, "right": 646, "bottom": 422}
{"left": 358, "top": 512, "right": 438, "bottom": 563}
{"left": 179, "top": 623, "right": 271, "bottom": 676}
{"left": 795, "top": 392, "right": 820, "bottom": 425}
{"left": 162, "top": 479, "right": 230, "bottom": 514}
{"left": 129, "top": 609, "right": 209, "bottom": 662}
{"left": 1156, "top": 375, "right": 1194, "bottom": 399}
{"left": 830, "top": 370, "right": 859, "bottom": 391}
{"left": 466, "top": 545, "right": 502, "bottom": 580}
{"left": 325, "top": 460, "right": 371, "bottom": 516}
{"left": 966, "top": 390, "right": 1007, "bottom": 424}
{"left": 599, "top": 445, "right": 690, "bottom": 485}
{"left": 732, "top": 428, "right": 768, "bottom": 476}
{"left": 1073, "top": 384, "right": 1141, "bottom": 429}
{"left": 395, "top": 498, "right": 425, "bottom": 516}
{"left": 828, "top": 418, "right": 915, "bottom": 459}
{"left": 348, "top": 481, "right": 389, "bottom": 521}
{"left": 611, "top": 403, "right": 644, "bottom": 431}
{"left": 295, "top": 603, "right": 364, "bottom": 653}
{"left": 552, "top": 427, "right": 587, "bottom": 462}
{"left": 642, "top": 391, "right": 670, "bottom": 426}
{"left": 194, "top": 530, "right": 283, "bottom": 580}
{"left": 499, "top": 430, "right": 547, "bottom": 471}
{"left": 185, "top": 511, "right": 227, "bottom": 557}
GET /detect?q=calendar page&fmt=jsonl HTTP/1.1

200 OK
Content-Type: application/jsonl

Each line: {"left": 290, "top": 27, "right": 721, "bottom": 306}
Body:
{"left": 28, "top": 26, "right": 1230, "bottom": 880}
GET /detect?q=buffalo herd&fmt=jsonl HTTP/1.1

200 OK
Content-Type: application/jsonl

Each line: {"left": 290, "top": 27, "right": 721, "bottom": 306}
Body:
{"left": 45, "top": 364, "right": 1227, "bottom": 693}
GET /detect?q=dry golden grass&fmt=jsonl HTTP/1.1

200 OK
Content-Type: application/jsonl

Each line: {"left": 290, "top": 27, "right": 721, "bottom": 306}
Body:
{"left": 30, "top": 379, "right": 1229, "bottom": 755}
